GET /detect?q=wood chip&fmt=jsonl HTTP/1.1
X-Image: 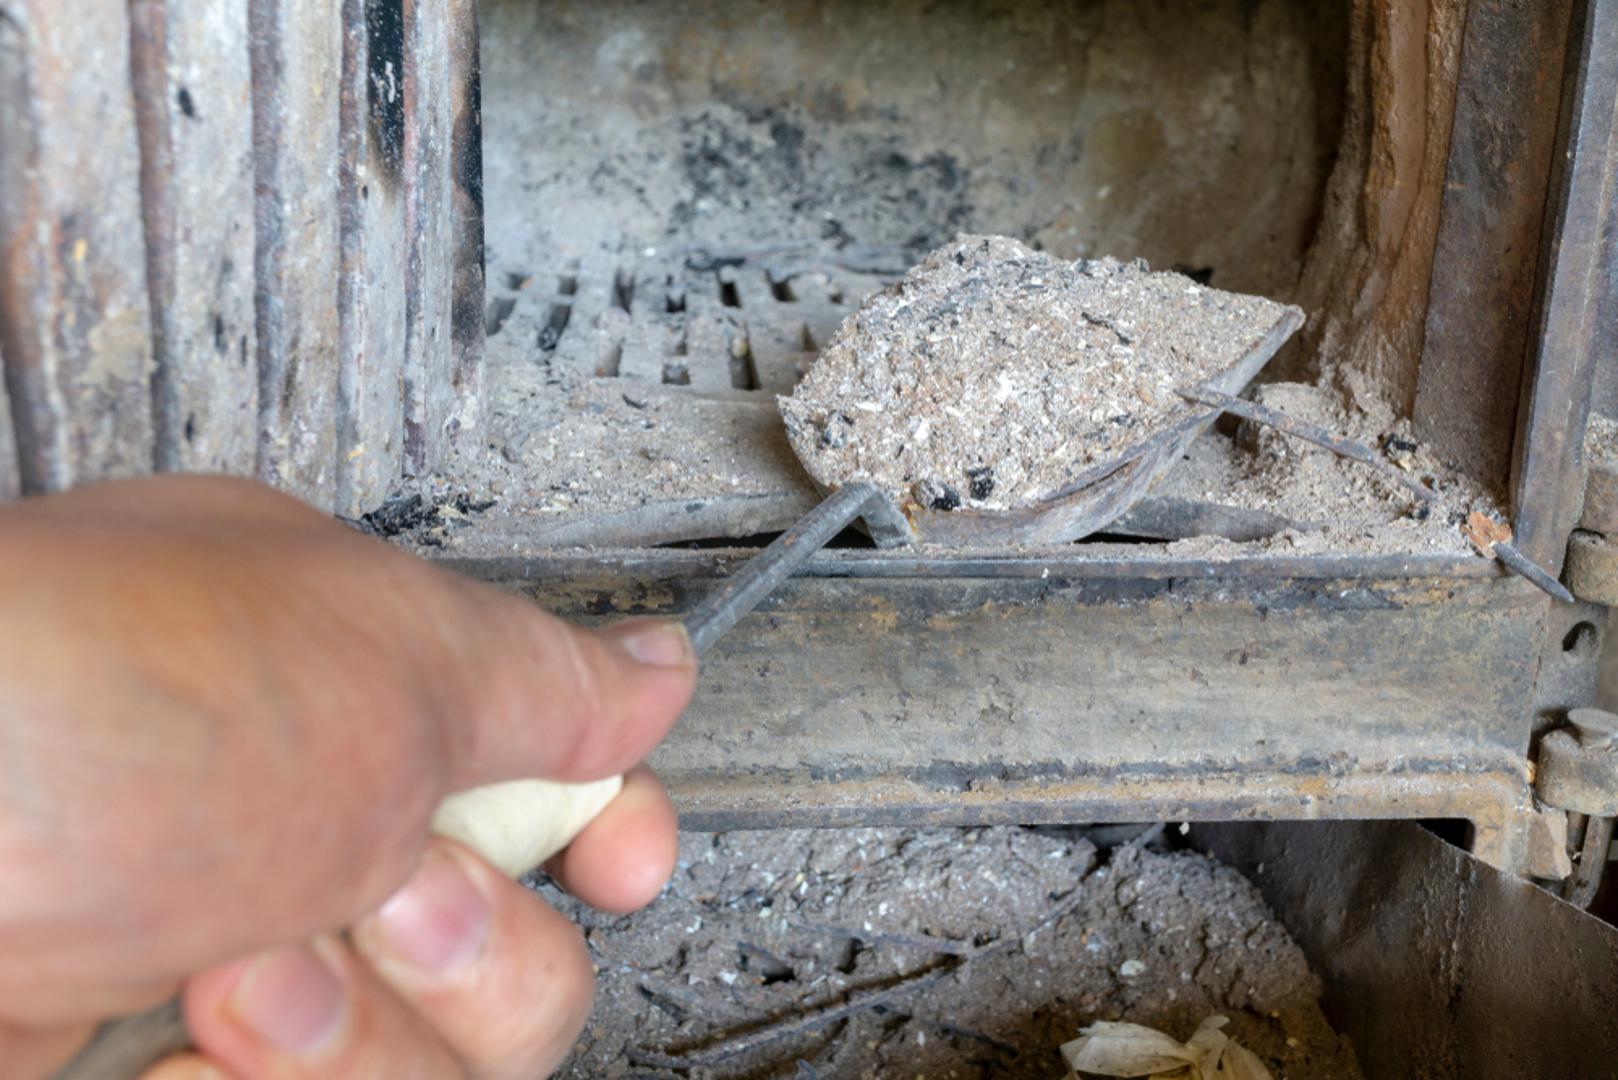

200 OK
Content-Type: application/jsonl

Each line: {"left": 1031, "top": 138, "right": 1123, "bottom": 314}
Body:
{"left": 1464, "top": 510, "right": 1512, "bottom": 553}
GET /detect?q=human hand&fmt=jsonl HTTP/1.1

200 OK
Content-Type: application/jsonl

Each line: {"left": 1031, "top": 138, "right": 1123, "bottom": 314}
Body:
{"left": 0, "top": 476, "right": 697, "bottom": 1078}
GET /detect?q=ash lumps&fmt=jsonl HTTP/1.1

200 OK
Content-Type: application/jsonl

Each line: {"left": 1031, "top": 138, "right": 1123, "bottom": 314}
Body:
{"left": 967, "top": 465, "right": 996, "bottom": 500}
{"left": 352, "top": 492, "right": 496, "bottom": 546}
{"left": 912, "top": 478, "right": 961, "bottom": 511}
{"left": 779, "top": 235, "right": 1290, "bottom": 510}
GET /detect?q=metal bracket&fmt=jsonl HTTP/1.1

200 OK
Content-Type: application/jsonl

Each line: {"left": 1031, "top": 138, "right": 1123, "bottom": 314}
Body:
{"left": 1528, "top": 807, "right": 1575, "bottom": 880}
{"left": 1534, "top": 708, "right": 1618, "bottom": 901}
{"left": 1537, "top": 708, "right": 1618, "bottom": 816}
{"left": 1581, "top": 459, "right": 1618, "bottom": 534}
{"left": 1565, "top": 530, "right": 1618, "bottom": 605}
{"left": 1565, "top": 453, "right": 1618, "bottom": 603}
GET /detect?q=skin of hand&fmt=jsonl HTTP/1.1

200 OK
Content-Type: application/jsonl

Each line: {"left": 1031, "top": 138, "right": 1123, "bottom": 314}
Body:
{"left": 0, "top": 475, "right": 698, "bottom": 1079}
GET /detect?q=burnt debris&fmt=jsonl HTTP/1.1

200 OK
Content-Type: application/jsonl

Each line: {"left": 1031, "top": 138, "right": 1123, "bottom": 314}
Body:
{"left": 350, "top": 491, "right": 496, "bottom": 546}
{"left": 966, "top": 466, "right": 995, "bottom": 501}
{"left": 913, "top": 478, "right": 962, "bottom": 512}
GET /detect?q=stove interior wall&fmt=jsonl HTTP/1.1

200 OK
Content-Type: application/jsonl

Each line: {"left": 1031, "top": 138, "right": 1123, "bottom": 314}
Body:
{"left": 480, "top": 0, "right": 1348, "bottom": 302}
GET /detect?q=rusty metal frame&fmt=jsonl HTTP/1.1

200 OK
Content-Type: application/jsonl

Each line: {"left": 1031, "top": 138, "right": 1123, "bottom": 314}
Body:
{"left": 1200, "top": 820, "right": 1618, "bottom": 1078}
{"left": 1512, "top": 0, "right": 1618, "bottom": 571}
{"left": 443, "top": 546, "right": 1546, "bottom": 869}
{"left": 1416, "top": 0, "right": 1576, "bottom": 495}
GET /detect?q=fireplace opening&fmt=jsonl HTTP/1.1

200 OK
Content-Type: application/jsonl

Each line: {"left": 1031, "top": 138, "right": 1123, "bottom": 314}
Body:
{"left": 481, "top": 0, "right": 1347, "bottom": 302}
{"left": 405, "top": 0, "right": 1500, "bottom": 561}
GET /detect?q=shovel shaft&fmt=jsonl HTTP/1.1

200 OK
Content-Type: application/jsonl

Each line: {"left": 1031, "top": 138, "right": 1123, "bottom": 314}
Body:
{"left": 682, "top": 482, "right": 907, "bottom": 654}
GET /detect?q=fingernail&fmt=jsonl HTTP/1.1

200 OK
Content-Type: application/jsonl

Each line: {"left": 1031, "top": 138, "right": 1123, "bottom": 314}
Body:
{"left": 615, "top": 622, "right": 691, "bottom": 668}
{"left": 228, "top": 944, "right": 346, "bottom": 1055}
{"left": 374, "top": 849, "right": 492, "bottom": 977}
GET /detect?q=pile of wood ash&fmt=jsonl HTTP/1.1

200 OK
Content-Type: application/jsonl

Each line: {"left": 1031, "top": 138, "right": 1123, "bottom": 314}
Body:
{"left": 534, "top": 826, "right": 1362, "bottom": 1079}
{"left": 780, "top": 235, "right": 1291, "bottom": 512}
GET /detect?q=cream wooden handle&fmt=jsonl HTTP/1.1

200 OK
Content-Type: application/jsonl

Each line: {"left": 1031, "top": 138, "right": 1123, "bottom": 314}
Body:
{"left": 54, "top": 776, "right": 624, "bottom": 1079}
{"left": 428, "top": 774, "right": 624, "bottom": 877}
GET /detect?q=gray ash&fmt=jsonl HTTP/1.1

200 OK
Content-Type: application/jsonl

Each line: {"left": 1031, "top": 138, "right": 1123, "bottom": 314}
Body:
{"left": 546, "top": 827, "right": 1363, "bottom": 1080}
{"left": 780, "top": 235, "right": 1292, "bottom": 510}
{"left": 675, "top": 106, "right": 975, "bottom": 258}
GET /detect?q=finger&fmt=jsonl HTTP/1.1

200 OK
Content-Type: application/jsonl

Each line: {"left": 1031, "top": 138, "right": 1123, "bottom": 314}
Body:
{"left": 0, "top": 973, "right": 181, "bottom": 1043}
{"left": 1, "top": 485, "right": 690, "bottom": 1021}
{"left": 0, "top": 1017, "right": 98, "bottom": 1080}
{"left": 543, "top": 766, "right": 678, "bottom": 914}
{"left": 350, "top": 840, "right": 596, "bottom": 1079}
{"left": 0, "top": 477, "right": 456, "bottom": 1017}
{"left": 6, "top": 474, "right": 326, "bottom": 533}
{"left": 438, "top": 611, "right": 697, "bottom": 789}
{"left": 182, "top": 934, "right": 464, "bottom": 1079}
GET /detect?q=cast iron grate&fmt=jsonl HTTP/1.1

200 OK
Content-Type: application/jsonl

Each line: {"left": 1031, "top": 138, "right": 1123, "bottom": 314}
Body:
{"left": 486, "top": 254, "right": 896, "bottom": 396}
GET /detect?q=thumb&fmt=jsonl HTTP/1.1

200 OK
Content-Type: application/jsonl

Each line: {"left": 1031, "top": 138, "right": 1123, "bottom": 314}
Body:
{"left": 434, "top": 593, "right": 698, "bottom": 792}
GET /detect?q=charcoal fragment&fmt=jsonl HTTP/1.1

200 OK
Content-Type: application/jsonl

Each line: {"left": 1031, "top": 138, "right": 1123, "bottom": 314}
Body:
{"left": 357, "top": 494, "right": 435, "bottom": 537}
{"left": 912, "top": 478, "right": 961, "bottom": 511}
{"left": 1381, "top": 434, "right": 1418, "bottom": 454}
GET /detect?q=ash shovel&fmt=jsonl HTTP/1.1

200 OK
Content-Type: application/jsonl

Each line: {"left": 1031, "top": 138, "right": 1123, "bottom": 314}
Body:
{"left": 55, "top": 308, "right": 1305, "bottom": 1080}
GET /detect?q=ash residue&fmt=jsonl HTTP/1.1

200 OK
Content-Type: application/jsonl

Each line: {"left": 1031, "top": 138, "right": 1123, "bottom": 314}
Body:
{"left": 382, "top": 360, "right": 817, "bottom": 554}
{"left": 780, "top": 235, "right": 1292, "bottom": 510}
{"left": 482, "top": 0, "right": 1345, "bottom": 306}
{"left": 1154, "top": 381, "right": 1496, "bottom": 560}
{"left": 472, "top": 363, "right": 805, "bottom": 517}
{"left": 675, "top": 105, "right": 975, "bottom": 257}
{"left": 543, "top": 826, "right": 1362, "bottom": 1079}
{"left": 1586, "top": 413, "right": 1618, "bottom": 465}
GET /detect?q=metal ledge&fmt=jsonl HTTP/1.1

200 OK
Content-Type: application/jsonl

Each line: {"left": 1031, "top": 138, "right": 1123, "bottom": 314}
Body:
{"left": 449, "top": 553, "right": 1549, "bottom": 857}
{"left": 439, "top": 545, "right": 1506, "bottom": 584}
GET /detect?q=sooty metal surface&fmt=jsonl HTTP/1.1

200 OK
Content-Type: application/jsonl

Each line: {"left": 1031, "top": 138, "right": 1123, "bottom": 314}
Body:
{"left": 1200, "top": 820, "right": 1618, "bottom": 1079}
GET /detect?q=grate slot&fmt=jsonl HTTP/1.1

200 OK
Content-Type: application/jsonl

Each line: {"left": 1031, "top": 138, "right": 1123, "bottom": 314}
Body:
{"left": 536, "top": 271, "right": 579, "bottom": 351}
{"left": 485, "top": 296, "right": 516, "bottom": 337}
{"left": 716, "top": 266, "right": 742, "bottom": 308}
{"left": 551, "top": 262, "right": 625, "bottom": 375}
{"left": 532, "top": 259, "right": 887, "bottom": 393}
{"left": 537, "top": 303, "right": 571, "bottom": 351}
{"left": 729, "top": 338, "right": 760, "bottom": 391}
